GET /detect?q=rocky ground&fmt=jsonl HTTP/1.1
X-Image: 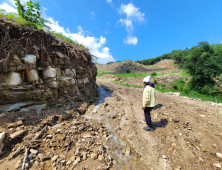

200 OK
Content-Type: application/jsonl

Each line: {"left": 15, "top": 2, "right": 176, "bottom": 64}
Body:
{"left": 0, "top": 75, "right": 222, "bottom": 170}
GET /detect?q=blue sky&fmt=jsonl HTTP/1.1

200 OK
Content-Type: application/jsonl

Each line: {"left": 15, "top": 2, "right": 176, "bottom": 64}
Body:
{"left": 1, "top": 0, "right": 222, "bottom": 64}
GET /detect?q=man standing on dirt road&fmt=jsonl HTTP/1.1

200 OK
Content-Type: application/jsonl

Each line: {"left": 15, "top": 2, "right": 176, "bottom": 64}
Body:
{"left": 142, "top": 76, "right": 156, "bottom": 131}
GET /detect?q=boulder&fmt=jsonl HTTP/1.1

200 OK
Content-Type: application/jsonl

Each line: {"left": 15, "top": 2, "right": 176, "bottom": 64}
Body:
{"left": 216, "top": 153, "right": 222, "bottom": 159}
{"left": 23, "top": 54, "right": 36, "bottom": 65}
{"left": 48, "top": 81, "right": 59, "bottom": 88}
{"left": 84, "top": 78, "right": 89, "bottom": 84}
{"left": 54, "top": 52, "right": 65, "bottom": 58}
{"left": 25, "top": 69, "right": 39, "bottom": 83}
{"left": 71, "top": 79, "right": 76, "bottom": 85}
{"left": 173, "top": 92, "right": 180, "bottom": 96}
{"left": 7, "top": 72, "right": 23, "bottom": 86}
{"left": 126, "top": 147, "right": 131, "bottom": 155}
{"left": 51, "top": 41, "right": 62, "bottom": 46}
{"left": 9, "top": 55, "right": 21, "bottom": 66}
{"left": 91, "top": 153, "right": 98, "bottom": 160}
{"left": 7, "top": 120, "right": 22, "bottom": 128}
{"left": 0, "top": 132, "right": 6, "bottom": 155}
{"left": 42, "top": 67, "right": 56, "bottom": 80}
{"left": 38, "top": 153, "right": 46, "bottom": 161}
{"left": 10, "top": 130, "right": 26, "bottom": 139}
{"left": 65, "top": 69, "right": 74, "bottom": 77}
{"left": 60, "top": 77, "right": 72, "bottom": 86}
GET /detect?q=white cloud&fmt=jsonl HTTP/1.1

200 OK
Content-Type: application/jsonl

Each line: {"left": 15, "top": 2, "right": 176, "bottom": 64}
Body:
{"left": 106, "top": 0, "right": 115, "bottom": 7}
{"left": 118, "top": 3, "right": 145, "bottom": 45}
{"left": 119, "top": 18, "right": 133, "bottom": 33}
{"left": 90, "top": 12, "right": 95, "bottom": 20}
{"left": 47, "top": 18, "right": 115, "bottom": 64}
{"left": 124, "top": 36, "right": 138, "bottom": 45}
{"left": 119, "top": 3, "right": 145, "bottom": 22}
{"left": 7, "top": 0, "right": 28, "bottom": 6}
{"left": 0, "top": 2, "right": 17, "bottom": 13}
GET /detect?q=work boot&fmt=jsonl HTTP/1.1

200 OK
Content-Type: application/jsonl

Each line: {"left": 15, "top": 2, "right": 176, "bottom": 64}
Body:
{"left": 143, "top": 126, "right": 154, "bottom": 131}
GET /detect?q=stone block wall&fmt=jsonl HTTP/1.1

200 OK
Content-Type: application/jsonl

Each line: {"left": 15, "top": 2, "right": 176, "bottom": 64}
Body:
{"left": 0, "top": 26, "right": 97, "bottom": 107}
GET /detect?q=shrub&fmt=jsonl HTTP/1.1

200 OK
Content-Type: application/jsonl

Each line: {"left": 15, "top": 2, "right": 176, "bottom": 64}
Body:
{"left": 151, "top": 71, "right": 157, "bottom": 77}
{"left": 161, "top": 84, "right": 165, "bottom": 87}
{"left": 126, "top": 69, "right": 130, "bottom": 73}
{"left": 154, "top": 78, "right": 158, "bottom": 84}
{"left": 14, "top": 0, "right": 48, "bottom": 28}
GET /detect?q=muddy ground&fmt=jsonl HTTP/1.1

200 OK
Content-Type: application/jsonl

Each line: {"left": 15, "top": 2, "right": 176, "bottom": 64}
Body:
{"left": 0, "top": 75, "right": 222, "bottom": 170}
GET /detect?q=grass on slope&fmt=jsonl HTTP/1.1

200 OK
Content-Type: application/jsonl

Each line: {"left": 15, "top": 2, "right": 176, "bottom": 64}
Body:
{"left": 97, "top": 70, "right": 190, "bottom": 78}
{"left": 0, "top": 9, "right": 32, "bottom": 27}
{"left": 51, "top": 32, "right": 89, "bottom": 51}
{"left": 155, "top": 84, "right": 222, "bottom": 103}
{"left": 113, "top": 81, "right": 222, "bottom": 103}
{"left": 110, "top": 74, "right": 222, "bottom": 103}
{"left": 0, "top": 10, "right": 89, "bottom": 52}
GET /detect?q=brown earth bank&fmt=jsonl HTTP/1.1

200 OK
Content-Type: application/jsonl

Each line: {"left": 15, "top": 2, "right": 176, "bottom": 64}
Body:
{"left": 0, "top": 17, "right": 97, "bottom": 109}
{"left": 0, "top": 75, "right": 222, "bottom": 170}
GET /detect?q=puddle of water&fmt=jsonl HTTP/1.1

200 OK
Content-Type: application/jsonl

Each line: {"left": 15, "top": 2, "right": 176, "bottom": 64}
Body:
{"left": 0, "top": 101, "right": 46, "bottom": 113}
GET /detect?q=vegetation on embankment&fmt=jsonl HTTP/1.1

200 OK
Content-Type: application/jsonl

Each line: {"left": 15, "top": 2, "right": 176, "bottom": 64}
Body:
{"left": 0, "top": 0, "right": 89, "bottom": 51}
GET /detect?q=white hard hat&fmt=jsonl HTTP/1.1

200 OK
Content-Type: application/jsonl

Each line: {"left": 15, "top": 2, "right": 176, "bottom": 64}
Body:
{"left": 143, "top": 76, "right": 151, "bottom": 83}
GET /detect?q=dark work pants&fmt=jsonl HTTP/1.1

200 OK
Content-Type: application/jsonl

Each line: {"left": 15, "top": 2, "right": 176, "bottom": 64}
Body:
{"left": 144, "top": 107, "right": 153, "bottom": 127}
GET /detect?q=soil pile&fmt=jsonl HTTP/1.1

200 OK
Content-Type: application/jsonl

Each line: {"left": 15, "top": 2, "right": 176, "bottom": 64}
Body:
{"left": 97, "top": 60, "right": 180, "bottom": 74}
{"left": 96, "top": 60, "right": 165, "bottom": 73}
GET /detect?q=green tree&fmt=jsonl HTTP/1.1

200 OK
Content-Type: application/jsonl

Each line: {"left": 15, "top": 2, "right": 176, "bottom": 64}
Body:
{"left": 14, "top": 0, "right": 48, "bottom": 28}
{"left": 185, "top": 42, "right": 221, "bottom": 92}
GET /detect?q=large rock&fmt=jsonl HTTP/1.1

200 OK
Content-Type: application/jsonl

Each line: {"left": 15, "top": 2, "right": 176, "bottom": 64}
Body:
{"left": 0, "top": 132, "right": 5, "bottom": 155}
{"left": 65, "top": 69, "right": 74, "bottom": 77}
{"left": 7, "top": 72, "right": 23, "bottom": 86}
{"left": 9, "top": 55, "right": 21, "bottom": 66}
{"left": 23, "top": 54, "right": 36, "bottom": 65}
{"left": 48, "top": 81, "right": 59, "bottom": 88}
{"left": 10, "top": 130, "right": 26, "bottom": 139}
{"left": 25, "top": 69, "right": 39, "bottom": 83}
{"left": 54, "top": 51, "right": 65, "bottom": 58}
{"left": 42, "top": 67, "right": 56, "bottom": 80}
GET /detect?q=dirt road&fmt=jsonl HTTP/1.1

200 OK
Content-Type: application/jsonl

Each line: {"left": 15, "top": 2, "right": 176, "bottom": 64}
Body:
{"left": 0, "top": 75, "right": 222, "bottom": 170}
{"left": 89, "top": 76, "right": 222, "bottom": 170}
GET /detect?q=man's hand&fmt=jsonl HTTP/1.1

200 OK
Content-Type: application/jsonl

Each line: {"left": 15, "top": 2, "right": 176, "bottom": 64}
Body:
{"left": 142, "top": 106, "right": 145, "bottom": 110}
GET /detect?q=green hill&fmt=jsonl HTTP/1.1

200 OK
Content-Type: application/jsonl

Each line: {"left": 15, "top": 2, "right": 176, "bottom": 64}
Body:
{"left": 136, "top": 43, "right": 222, "bottom": 68}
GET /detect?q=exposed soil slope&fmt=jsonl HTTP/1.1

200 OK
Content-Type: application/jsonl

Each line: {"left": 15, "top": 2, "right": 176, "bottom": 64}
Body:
{"left": 96, "top": 60, "right": 180, "bottom": 74}
{"left": 0, "top": 17, "right": 97, "bottom": 109}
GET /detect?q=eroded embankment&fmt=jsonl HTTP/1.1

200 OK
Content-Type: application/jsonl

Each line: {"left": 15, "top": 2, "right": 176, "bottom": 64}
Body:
{"left": 0, "top": 17, "right": 97, "bottom": 112}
